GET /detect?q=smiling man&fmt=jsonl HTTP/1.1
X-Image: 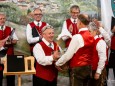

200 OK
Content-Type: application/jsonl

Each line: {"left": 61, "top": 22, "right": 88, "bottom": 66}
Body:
{"left": 33, "top": 25, "right": 60, "bottom": 86}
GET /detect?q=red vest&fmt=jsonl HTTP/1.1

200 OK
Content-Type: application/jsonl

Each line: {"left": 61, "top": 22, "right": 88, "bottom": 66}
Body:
{"left": 92, "top": 38, "right": 101, "bottom": 70}
{"left": 111, "top": 35, "right": 115, "bottom": 50}
{"left": 92, "top": 37, "right": 107, "bottom": 70}
{"left": 0, "top": 26, "right": 14, "bottom": 71}
{"left": 0, "top": 26, "right": 14, "bottom": 55}
{"left": 35, "top": 41, "right": 58, "bottom": 81}
{"left": 69, "top": 30, "right": 94, "bottom": 68}
{"left": 29, "top": 22, "right": 46, "bottom": 52}
{"left": 65, "top": 19, "right": 78, "bottom": 48}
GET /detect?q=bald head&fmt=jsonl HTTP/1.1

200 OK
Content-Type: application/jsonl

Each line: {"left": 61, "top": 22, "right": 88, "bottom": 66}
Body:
{"left": 78, "top": 14, "right": 90, "bottom": 25}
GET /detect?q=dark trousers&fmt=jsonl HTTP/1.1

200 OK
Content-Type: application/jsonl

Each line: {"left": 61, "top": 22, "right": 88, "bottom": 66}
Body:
{"left": 33, "top": 76, "right": 57, "bottom": 86}
{"left": 108, "top": 49, "right": 115, "bottom": 78}
{"left": 0, "top": 70, "right": 3, "bottom": 86}
{"left": 70, "top": 65, "right": 91, "bottom": 86}
{"left": 6, "top": 75, "right": 15, "bottom": 86}
{"left": 89, "top": 68, "right": 106, "bottom": 86}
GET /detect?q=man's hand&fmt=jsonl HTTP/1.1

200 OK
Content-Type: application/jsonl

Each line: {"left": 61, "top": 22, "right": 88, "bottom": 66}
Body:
{"left": 94, "top": 73, "right": 100, "bottom": 80}
{"left": 53, "top": 50, "right": 60, "bottom": 61}
{"left": 92, "top": 19, "right": 103, "bottom": 28}
{"left": 68, "top": 24, "right": 73, "bottom": 34}
{"left": 55, "top": 65, "right": 63, "bottom": 71}
{"left": 0, "top": 36, "right": 9, "bottom": 48}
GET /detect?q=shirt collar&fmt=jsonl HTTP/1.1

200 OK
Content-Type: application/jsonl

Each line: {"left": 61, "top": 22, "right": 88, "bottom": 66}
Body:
{"left": 42, "top": 38, "right": 53, "bottom": 46}
{"left": 78, "top": 27, "right": 88, "bottom": 33}
{"left": 34, "top": 20, "right": 42, "bottom": 26}
{"left": 70, "top": 17, "right": 78, "bottom": 23}
{"left": 94, "top": 35, "right": 99, "bottom": 39}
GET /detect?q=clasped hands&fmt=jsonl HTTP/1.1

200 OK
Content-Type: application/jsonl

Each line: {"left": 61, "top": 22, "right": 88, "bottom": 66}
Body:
{"left": 52, "top": 51, "right": 67, "bottom": 72}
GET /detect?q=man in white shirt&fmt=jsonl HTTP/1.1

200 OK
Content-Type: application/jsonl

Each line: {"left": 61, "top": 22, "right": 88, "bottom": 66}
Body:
{"left": 57, "top": 5, "right": 80, "bottom": 48}
{"left": 26, "top": 8, "right": 48, "bottom": 56}
{"left": 33, "top": 25, "right": 60, "bottom": 86}
{"left": 88, "top": 22, "right": 107, "bottom": 86}
{"left": 0, "top": 13, "right": 18, "bottom": 86}
{"left": 26, "top": 8, "right": 48, "bottom": 86}
{"left": 56, "top": 14, "right": 95, "bottom": 86}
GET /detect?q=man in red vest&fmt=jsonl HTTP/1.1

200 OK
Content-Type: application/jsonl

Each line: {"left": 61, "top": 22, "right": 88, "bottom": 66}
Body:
{"left": 26, "top": 8, "right": 48, "bottom": 86}
{"left": 33, "top": 25, "right": 60, "bottom": 86}
{"left": 56, "top": 14, "right": 95, "bottom": 86}
{"left": 57, "top": 5, "right": 80, "bottom": 48}
{"left": 57, "top": 5, "right": 80, "bottom": 85}
{"left": 0, "top": 13, "right": 18, "bottom": 86}
{"left": 88, "top": 22, "right": 107, "bottom": 86}
{"left": 26, "top": 8, "right": 48, "bottom": 56}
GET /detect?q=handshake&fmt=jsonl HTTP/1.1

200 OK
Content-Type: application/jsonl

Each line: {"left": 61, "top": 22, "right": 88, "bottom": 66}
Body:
{"left": 52, "top": 50, "right": 69, "bottom": 72}
{"left": 52, "top": 50, "right": 61, "bottom": 61}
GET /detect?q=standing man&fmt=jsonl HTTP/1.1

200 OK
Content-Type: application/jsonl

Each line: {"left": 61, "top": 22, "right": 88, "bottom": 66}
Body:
{"left": 0, "top": 13, "right": 18, "bottom": 86}
{"left": 88, "top": 22, "right": 107, "bottom": 86}
{"left": 56, "top": 14, "right": 95, "bottom": 86}
{"left": 26, "top": 8, "right": 48, "bottom": 86}
{"left": 33, "top": 25, "right": 60, "bottom": 86}
{"left": 57, "top": 5, "right": 80, "bottom": 48}
{"left": 26, "top": 8, "right": 48, "bottom": 56}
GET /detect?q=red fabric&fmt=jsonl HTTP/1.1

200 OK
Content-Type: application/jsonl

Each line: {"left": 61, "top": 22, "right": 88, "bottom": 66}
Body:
{"left": 29, "top": 22, "right": 46, "bottom": 52}
{"left": 111, "top": 35, "right": 115, "bottom": 50}
{"left": 0, "top": 26, "right": 14, "bottom": 55}
{"left": 65, "top": 19, "right": 78, "bottom": 48}
{"left": 69, "top": 30, "right": 95, "bottom": 68}
{"left": 0, "top": 26, "right": 14, "bottom": 71}
{"left": 35, "top": 41, "right": 58, "bottom": 81}
{"left": 91, "top": 38, "right": 101, "bottom": 70}
{"left": 92, "top": 37, "right": 107, "bottom": 70}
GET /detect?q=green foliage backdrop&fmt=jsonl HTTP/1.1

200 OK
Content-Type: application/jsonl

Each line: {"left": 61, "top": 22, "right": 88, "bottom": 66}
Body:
{"left": 0, "top": 0, "right": 100, "bottom": 55}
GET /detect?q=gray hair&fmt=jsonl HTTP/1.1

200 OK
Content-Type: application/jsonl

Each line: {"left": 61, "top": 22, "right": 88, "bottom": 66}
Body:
{"left": 42, "top": 25, "right": 54, "bottom": 33}
{"left": 88, "top": 22, "right": 98, "bottom": 31}
{"left": 0, "top": 12, "right": 6, "bottom": 16}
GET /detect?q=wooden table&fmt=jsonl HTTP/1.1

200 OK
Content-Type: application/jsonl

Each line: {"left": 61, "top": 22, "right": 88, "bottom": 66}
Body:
{"left": 3, "top": 56, "right": 36, "bottom": 86}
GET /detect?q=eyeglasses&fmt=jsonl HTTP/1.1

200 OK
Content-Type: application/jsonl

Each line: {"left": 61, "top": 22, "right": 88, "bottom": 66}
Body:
{"left": 34, "top": 14, "right": 43, "bottom": 16}
{"left": 71, "top": 12, "right": 80, "bottom": 14}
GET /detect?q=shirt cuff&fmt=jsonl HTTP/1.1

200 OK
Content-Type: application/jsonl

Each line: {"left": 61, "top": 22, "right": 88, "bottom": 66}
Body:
{"left": 96, "top": 68, "right": 102, "bottom": 74}
{"left": 46, "top": 56, "right": 54, "bottom": 63}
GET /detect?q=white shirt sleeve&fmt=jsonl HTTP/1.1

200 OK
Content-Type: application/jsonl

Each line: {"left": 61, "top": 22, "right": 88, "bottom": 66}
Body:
{"left": 96, "top": 40, "right": 107, "bottom": 74}
{"left": 56, "top": 34, "right": 84, "bottom": 66}
{"left": 26, "top": 24, "right": 40, "bottom": 44}
{"left": 33, "top": 43, "right": 54, "bottom": 66}
{"left": 99, "top": 27, "right": 111, "bottom": 46}
{"left": 57, "top": 21, "right": 72, "bottom": 40}
{"left": 11, "top": 28, "right": 18, "bottom": 40}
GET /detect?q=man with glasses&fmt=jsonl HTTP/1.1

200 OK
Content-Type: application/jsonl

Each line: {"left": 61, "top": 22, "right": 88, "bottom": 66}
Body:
{"left": 57, "top": 5, "right": 80, "bottom": 48}
{"left": 57, "top": 5, "right": 80, "bottom": 85}
{"left": 26, "top": 8, "right": 48, "bottom": 86}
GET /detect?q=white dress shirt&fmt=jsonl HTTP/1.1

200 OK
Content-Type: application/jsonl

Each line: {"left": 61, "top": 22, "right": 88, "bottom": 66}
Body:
{"left": 26, "top": 20, "right": 48, "bottom": 44}
{"left": 57, "top": 18, "right": 78, "bottom": 40}
{"left": 94, "top": 35, "right": 107, "bottom": 74}
{"left": 99, "top": 27, "right": 111, "bottom": 46}
{"left": 56, "top": 28, "right": 88, "bottom": 66}
{"left": 0, "top": 25, "right": 18, "bottom": 40}
{"left": 33, "top": 38, "right": 54, "bottom": 66}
